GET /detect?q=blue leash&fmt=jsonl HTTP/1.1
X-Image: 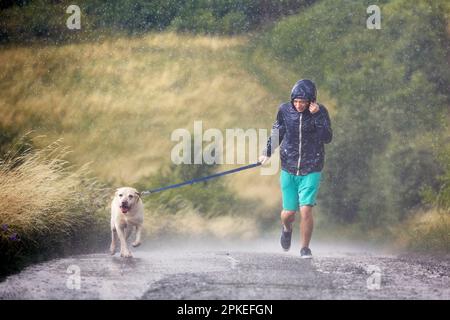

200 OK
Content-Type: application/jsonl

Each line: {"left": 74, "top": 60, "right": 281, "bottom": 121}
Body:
{"left": 141, "top": 162, "right": 262, "bottom": 196}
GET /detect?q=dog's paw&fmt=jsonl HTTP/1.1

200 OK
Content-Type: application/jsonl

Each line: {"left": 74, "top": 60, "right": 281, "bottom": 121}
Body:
{"left": 110, "top": 246, "right": 116, "bottom": 255}
{"left": 132, "top": 241, "right": 141, "bottom": 248}
{"left": 120, "top": 251, "right": 133, "bottom": 258}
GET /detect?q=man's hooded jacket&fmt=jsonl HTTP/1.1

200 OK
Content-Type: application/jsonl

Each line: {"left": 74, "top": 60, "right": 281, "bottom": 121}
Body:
{"left": 263, "top": 79, "right": 333, "bottom": 175}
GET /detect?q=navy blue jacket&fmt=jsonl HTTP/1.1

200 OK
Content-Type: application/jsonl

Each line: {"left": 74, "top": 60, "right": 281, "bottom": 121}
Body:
{"left": 263, "top": 80, "right": 332, "bottom": 175}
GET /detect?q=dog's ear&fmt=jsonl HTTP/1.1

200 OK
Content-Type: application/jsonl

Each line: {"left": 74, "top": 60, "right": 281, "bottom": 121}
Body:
{"left": 135, "top": 191, "right": 141, "bottom": 199}
{"left": 115, "top": 188, "right": 121, "bottom": 197}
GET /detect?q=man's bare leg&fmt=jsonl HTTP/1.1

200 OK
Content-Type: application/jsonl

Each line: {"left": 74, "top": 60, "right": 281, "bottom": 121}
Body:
{"left": 280, "top": 210, "right": 296, "bottom": 251}
{"left": 281, "top": 210, "right": 296, "bottom": 231}
{"left": 300, "top": 205, "right": 314, "bottom": 248}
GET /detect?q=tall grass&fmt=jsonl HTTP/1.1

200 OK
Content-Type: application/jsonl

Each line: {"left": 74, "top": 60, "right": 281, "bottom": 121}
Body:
{"left": 0, "top": 139, "right": 110, "bottom": 277}
{"left": 393, "top": 208, "right": 450, "bottom": 253}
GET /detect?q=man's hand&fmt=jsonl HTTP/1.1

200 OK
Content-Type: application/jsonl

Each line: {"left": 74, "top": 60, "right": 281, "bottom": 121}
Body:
{"left": 309, "top": 102, "right": 320, "bottom": 114}
{"left": 259, "top": 155, "right": 269, "bottom": 165}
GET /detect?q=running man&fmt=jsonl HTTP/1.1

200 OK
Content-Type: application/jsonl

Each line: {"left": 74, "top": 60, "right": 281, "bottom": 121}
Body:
{"left": 259, "top": 79, "right": 332, "bottom": 258}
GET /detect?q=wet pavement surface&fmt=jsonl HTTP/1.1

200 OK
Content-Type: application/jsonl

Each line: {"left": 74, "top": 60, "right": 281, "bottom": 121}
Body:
{"left": 0, "top": 240, "right": 448, "bottom": 299}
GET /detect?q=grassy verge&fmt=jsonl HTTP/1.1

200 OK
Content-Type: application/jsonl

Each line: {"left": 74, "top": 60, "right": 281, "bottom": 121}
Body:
{"left": 0, "top": 139, "right": 111, "bottom": 278}
{"left": 313, "top": 207, "right": 450, "bottom": 254}
{"left": 391, "top": 209, "right": 450, "bottom": 253}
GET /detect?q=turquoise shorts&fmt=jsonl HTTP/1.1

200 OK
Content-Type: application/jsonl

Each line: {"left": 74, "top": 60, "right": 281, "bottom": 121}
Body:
{"left": 280, "top": 170, "right": 322, "bottom": 210}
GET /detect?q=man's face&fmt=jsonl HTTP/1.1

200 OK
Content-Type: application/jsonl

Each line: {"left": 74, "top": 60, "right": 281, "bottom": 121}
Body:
{"left": 293, "top": 98, "right": 310, "bottom": 112}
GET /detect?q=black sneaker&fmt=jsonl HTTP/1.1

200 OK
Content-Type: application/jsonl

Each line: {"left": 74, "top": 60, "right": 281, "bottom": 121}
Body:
{"left": 300, "top": 247, "right": 313, "bottom": 259}
{"left": 280, "top": 226, "right": 292, "bottom": 252}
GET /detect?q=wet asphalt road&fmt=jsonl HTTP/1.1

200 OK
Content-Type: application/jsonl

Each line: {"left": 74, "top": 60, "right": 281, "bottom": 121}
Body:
{"left": 0, "top": 239, "right": 448, "bottom": 300}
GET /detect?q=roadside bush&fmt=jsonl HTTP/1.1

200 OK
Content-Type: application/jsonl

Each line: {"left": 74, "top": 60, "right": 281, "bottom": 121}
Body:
{"left": 0, "top": 140, "right": 110, "bottom": 277}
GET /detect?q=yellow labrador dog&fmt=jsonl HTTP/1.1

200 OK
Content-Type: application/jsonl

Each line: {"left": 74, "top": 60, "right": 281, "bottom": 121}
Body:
{"left": 110, "top": 187, "right": 144, "bottom": 258}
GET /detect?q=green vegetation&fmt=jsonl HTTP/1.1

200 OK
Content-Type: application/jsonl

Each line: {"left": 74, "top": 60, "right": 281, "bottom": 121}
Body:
{"left": 0, "top": 0, "right": 314, "bottom": 43}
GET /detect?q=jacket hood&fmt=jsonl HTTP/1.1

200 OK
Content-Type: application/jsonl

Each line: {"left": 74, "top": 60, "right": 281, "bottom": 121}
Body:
{"left": 290, "top": 79, "right": 317, "bottom": 102}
